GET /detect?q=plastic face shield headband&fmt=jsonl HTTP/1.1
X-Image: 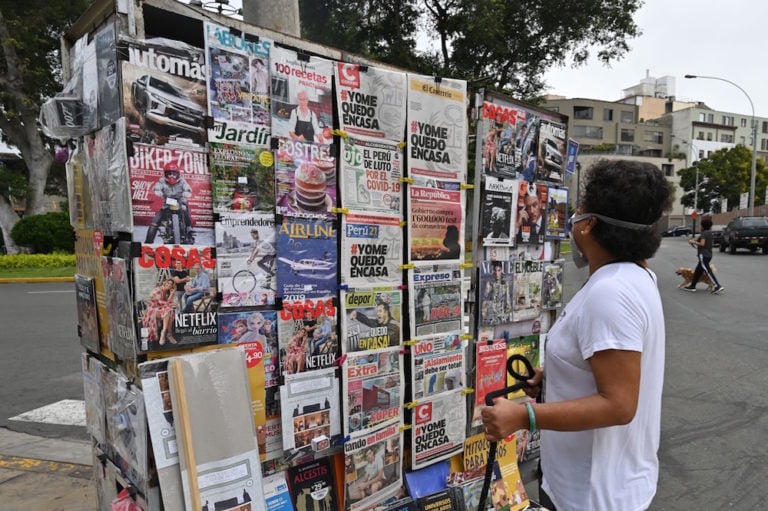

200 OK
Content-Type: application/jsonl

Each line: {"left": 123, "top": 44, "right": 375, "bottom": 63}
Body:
{"left": 570, "top": 213, "right": 655, "bottom": 232}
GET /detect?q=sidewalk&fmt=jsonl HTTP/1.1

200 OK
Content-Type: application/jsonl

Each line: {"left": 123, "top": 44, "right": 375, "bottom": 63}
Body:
{"left": 0, "top": 277, "right": 75, "bottom": 284}
{"left": 0, "top": 428, "right": 94, "bottom": 511}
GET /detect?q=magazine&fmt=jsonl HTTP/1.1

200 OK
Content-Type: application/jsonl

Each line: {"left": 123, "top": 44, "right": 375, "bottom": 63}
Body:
{"left": 341, "top": 288, "right": 403, "bottom": 353}
{"left": 83, "top": 132, "right": 110, "bottom": 235}
{"left": 274, "top": 137, "right": 336, "bottom": 218}
{"left": 340, "top": 136, "right": 403, "bottom": 216}
{"left": 411, "top": 389, "right": 466, "bottom": 470}
{"left": 128, "top": 142, "right": 214, "bottom": 246}
{"left": 343, "top": 422, "right": 404, "bottom": 510}
{"left": 514, "top": 113, "right": 540, "bottom": 183}
{"left": 493, "top": 436, "right": 530, "bottom": 511}
{"left": 263, "top": 472, "right": 293, "bottom": 511}
{"left": 277, "top": 297, "right": 338, "bottom": 375}
{"left": 341, "top": 213, "right": 403, "bottom": 288}
{"left": 478, "top": 260, "right": 513, "bottom": 327}
{"left": 409, "top": 264, "right": 463, "bottom": 337}
{"left": 406, "top": 74, "right": 467, "bottom": 181}
{"left": 408, "top": 185, "right": 465, "bottom": 264}
{"left": 270, "top": 46, "right": 333, "bottom": 144}
{"left": 415, "top": 487, "right": 466, "bottom": 511}
{"left": 342, "top": 347, "right": 403, "bottom": 436}
{"left": 204, "top": 20, "right": 272, "bottom": 126}
{"left": 511, "top": 259, "right": 544, "bottom": 322}
{"left": 133, "top": 243, "right": 218, "bottom": 351}
{"left": 479, "top": 100, "right": 528, "bottom": 179}
{"left": 95, "top": 21, "right": 121, "bottom": 127}
{"left": 75, "top": 229, "right": 110, "bottom": 353}
{"left": 275, "top": 217, "right": 337, "bottom": 301}
{"left": 75, "top": 274, "right": 100, "bottom": 353}
{"left": 541, "top": 260, "right": 565, "bottom": 310}
{"left": 216, "top": 211, "right": 277, "bottom": 308}
{"left": 481, "top": 175, "right": 517, "bottom": 246}
{"left": 82, "top": 354, "right": 107, "bottom": 447}
{"left": 82, "top": 39, "right": 98, "bottom": 132}
{"left": 410, "top": 333, "right": 465, "bottom": 401}
{"left": 65, "top": 142, "right": 91, "bottom": 230}
{"left": 96, "top": 118, "right": 133, "bottom": 234}
{"left": 470, "top": 339, "right": 507, "bottom": 427}
{"left": 209, "top": 140, "right": 275, "bottom": 213}
{"left": 545, "top": 185, "right": 569, "bottom": 240}
{"left": 287, "top": 457, "right": 338, "bottom": 511}
{"left": 515, "top": 181, "right": 548, "bottom": 246}
{"left": 535, "top": 119, "right": 567, "bottom": 183}
{"left": 101, "top": 256, "right": 137, "bottom": 361}
{"left": 335, "top": 63, "right": 407, "bottom": 141}
{"left": 279, "top": 368, "right": 340, "bottom": 457}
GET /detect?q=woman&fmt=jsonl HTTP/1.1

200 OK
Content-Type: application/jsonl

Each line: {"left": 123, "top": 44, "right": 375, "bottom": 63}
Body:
{"left": 143, "top": 278, "right": 177, "bottom": 345}
{"left": 288, "top": 89, "right": 330, "bottom": 144}
{"left": 482, "top": 160, "right": 672, "bottom": 510}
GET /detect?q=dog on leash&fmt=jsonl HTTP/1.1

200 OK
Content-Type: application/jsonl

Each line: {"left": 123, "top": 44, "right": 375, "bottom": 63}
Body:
{"left": 676, "top": 265, "right": 716, "bottom": 291}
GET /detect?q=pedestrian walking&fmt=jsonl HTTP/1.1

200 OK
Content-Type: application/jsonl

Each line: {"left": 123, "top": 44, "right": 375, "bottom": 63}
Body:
{"left": 682, "top": 216, "right": 724, "bottom": 294}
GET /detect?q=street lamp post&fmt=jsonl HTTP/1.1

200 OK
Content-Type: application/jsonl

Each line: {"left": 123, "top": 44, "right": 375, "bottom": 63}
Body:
{"left": 671, "top": 135, "right": 701, "bottom": 233}
{"left": 684, "top": 74, "right": 757, "bottom": 215}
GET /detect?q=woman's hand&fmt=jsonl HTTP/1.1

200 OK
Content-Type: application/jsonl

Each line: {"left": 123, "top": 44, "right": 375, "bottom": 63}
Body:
{"left": 481, "top": 397, "right": 528, "bottom": 442}
{"left": 524, "top": 367, "right": 544, "bottom": 399}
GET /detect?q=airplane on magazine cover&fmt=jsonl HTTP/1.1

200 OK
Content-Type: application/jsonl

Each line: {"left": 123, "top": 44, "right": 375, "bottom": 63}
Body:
{"left": 278, "top": 255, "right": 336, "bottom": 278}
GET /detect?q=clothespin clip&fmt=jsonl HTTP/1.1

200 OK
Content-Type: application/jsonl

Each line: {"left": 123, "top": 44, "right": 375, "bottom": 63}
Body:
{"left": 399, "top": 220, "right": 407, "bottom": 228}
{"left": 461, "top": 387, "right": 475, "bottom": 395}
{"left": 460, "top": 334, "right": 473, "bottom": 341}
{"left": 399, "top": 348, "right": 410, "bottom": 355}
{"left": 399, "top": 177, "right": 414, "bottom": 184}
{"left": 402, "top": 340, "right": 418, "bottom": 346}
{"left": 399, "top": 424, "right": 412, "bottom": 432}
{"left": 330, "top": 128, "right": 348, "bottom": 140}
{"left": 333, "top": 354, "right": 348, "bottom": 367}
{"left": 400, "top": 263, "right": 415, "bottom": 270}
{"left": 339, "top": 284, "right": 349, "bottom": 291}
{"left": 460, "top": 262, "right": 473, "bottom": 269}
{"left": 460, "top": 183, "right": 474, "bottom": 189}
{"left": 331, "top": 207, "right": 349, "bottom": 214}
{"left": 397, "top": 284, "right": 408, "bottom": 290}
{"left": 405, "top": 401, "right": 418, "bottom": 410}
{"left": 332, "top": 434, "right": 351, "bottom": 446}
{"left": 398, "top": 141, "right": 407, "bottom": 150}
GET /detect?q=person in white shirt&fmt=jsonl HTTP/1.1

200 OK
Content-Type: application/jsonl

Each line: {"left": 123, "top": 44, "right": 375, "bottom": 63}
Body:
{"left": 482, "top": 159, "right": 672, "bottom": 511}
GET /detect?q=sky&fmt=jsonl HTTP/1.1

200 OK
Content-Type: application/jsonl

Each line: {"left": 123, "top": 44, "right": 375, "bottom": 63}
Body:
{"left": 542, "top": 0, "right": 768, "bottom": 118}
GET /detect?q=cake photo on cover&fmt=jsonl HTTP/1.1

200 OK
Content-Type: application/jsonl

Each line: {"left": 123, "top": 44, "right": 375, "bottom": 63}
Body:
{"left": 294, "top": 162, "right": 329, "bottom": 212}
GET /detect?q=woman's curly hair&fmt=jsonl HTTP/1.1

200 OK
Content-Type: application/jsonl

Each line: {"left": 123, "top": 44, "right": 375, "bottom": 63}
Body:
{"left": 580, "top": 159, "right": 672, "bottom": 261}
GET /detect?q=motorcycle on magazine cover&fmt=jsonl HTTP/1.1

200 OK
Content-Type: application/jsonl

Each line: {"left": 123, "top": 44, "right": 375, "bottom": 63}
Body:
{"left": 157, "top": 195, "right": 194, "bottom": 245}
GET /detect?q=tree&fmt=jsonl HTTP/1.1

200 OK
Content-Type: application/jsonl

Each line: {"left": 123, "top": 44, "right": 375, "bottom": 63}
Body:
{"left": 0, "top": 1, "right": 91, "bottom": 254}
{"left": 677, "top": 146, "right": 767, "bottom": 213}
{"left": 299, "top": 0, "right": 642, "bottom": 97}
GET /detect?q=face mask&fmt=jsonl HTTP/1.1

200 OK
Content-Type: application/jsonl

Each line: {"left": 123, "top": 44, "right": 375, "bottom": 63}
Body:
{"left": 571, "top": 237, "right": 588, "bottom": 268}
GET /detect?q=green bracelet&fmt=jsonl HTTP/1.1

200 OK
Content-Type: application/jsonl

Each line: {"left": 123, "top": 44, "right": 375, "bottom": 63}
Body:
{"left": 525, "top": 402, "right": 537, "bottom": 433}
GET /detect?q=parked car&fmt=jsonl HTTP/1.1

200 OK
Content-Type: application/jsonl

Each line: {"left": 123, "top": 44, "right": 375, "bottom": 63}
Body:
{"left": 710, "top": 224, "right": 726, "bottom": 247}
{"left": 131, "top": 74, "right": 206, "bottom": 142}
{"left": 662, "top": 225, "right": 692, "bottom": 237}
{"left": 719, "top": 216, "right": 768, "bottom": 254}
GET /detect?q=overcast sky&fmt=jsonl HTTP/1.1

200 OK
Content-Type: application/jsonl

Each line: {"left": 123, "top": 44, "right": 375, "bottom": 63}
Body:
{"left": 543, "top": 0, "right": 768, "bottom": 118}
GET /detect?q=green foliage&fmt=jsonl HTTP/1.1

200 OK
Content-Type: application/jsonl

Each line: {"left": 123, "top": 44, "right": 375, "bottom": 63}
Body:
{"left": 10, "top": 212, "right": 75, "bottom": 253}
{"left": 0, "top": 252, "right": 76, "bottom": 269}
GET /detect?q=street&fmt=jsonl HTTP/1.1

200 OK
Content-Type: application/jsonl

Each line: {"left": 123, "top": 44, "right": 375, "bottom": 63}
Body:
{"left": 1, "top": 236, "right": 767, "bottom": 508}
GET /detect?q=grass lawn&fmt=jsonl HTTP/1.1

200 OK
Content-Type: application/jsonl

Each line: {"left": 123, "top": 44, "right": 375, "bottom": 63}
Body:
{"left": 0, "top": 265, "right": 77, "bottom": 279}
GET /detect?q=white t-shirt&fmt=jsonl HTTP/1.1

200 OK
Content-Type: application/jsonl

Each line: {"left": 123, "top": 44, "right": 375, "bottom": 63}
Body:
{"left": 541, "top": 262, "right": 665, "bottom": 511}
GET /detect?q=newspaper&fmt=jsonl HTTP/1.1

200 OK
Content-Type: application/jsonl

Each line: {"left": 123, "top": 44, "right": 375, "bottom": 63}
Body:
{"left": 511, "top": 258, "right": 544, "bottom": 322}
{"left": 411, "top": 389, "right": 466, "bottom": 470}
{"left": 342, "top": 346, "right": 403, "bottom": 436}
{"left": 340, "top": 136, "right": 403, "bottom": 216}
{"left": 277, "top": 297, "right": 338, "bottom": 375}
{"left": 408, "top": 184, "right": 465, "bottom": 263}
{"left": 515, "top": 180, "right": 548, "bottom": 246}
{"left": 204, "top": 20, "right": 271, "bottom": 127}
{"left": 341, "top": 213, "right": 403, "bottom": 288}
{"left": 275, "top": 137, "right": 337, "bottom": 218}
{"left": 275, "top": 217, "right": 337, "bottom": 301}
{"left": 410, "top": 333, "right": 465, "bottom": 401}
{"left": 334, "top": 63, "right": 407, "bottom": 141}
{"left": 479, "top": 100, "right": 528, "bottom": 179}
{"left": 215, "top": 211, "right": 277, "bottom": 308}
{"left": 541, "top": 260, "right": 565, "bottom": 310}
{"left": 545, "top": 185, "right": 569, "bottom": 240}
{"left": 405, "top": 74, "right": 467, "bottom": 181}
{"left": 535, "top": 119, "right": 567, "bottom": 183}
{"left": 209, "top": 141, "right": 275, "bottom": 213}
{"left": 471, "top": 339, "right": 507, "bottom": 427}
{"left": 343, "top": 422, "right": 404, "bottom": 510}
{"left": 279, "top": 368, "right": 340, "bottom": 456}
{"left": 270, "top": 46, "right": 333, "bottom": 144}
{"left": 481, "top": 175, "right": 517, "bottom": 246}
{"left": 101, "top": 256, "right": 137, "bottom": 361}
{"left": 342, "top": 288, "right": 403, "bottom": 353}
{"left": 409, "top": 264, "right": 463, "bottom": 338}
{"left": 128, "top": 142, "right": 214, "bottom": 245}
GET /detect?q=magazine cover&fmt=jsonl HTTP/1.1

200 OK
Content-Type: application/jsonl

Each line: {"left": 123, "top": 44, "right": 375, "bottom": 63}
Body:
{"left": 541, "top": 260, "right": 565, "bottom": 310}
{"left": 287, "top": 457, "right": 338, "bottom": 511}
{"left": 75, "top": 274, "right": 100, "bottom": 353}
{"left": 479, "top": 260, "right": 513, "bottom": 327}
{"left": 276, "top": 217, "right": 337, "bottom": 301}
{"left": 83, "top": 132, "right": 110, "bottom": 235}
{"left": 270, "top": 46, "right": 333, "bottom": 144}
{"left": 341, "top": 213, "right": 403, "bottom": 288}
{"left": 411, "top": 389, "right": 466, "bottom": 470}
{"left": 515, "top": 180, "right": 548, "bottom": 246}
{"left": 263, "top": 472, "right": 293, "bottom": 511}
{"left": 95, "top": 118, "right": 133, "bottom": 234}
{"left": 471, "top": 339, "right": 507, "bottom": 427}
{"left": 479, "top": 100, "right": 528, "bottom": 178}
{"left": 340, "top": 136, "right": 403, "bottom": 216}
{"left": 409, "top": 264, "right": 463, "bottom": 337}
{"left": 275, "top": 137, "right": 337, "bottom": 218}
{"left": 101, "top": 256, "right": 137, "bottom": 361}
{"left": 406, "top": 74, "right": 467, "bottom": 181}
{"left": 545, "top": 185, "right": 569, "bottom": 240}
{"left": 65, "top": 142, "right": 91, "bottom": 230}
{"left": 342, "top": 288, "right": 403, "bottom": 353}
{"left": 511, "top": 259, "right": 544, "bottom": 322}
{"left": 128, "top": 142, "right": 214, "bottom": 246}
{"left": 120, "top": 38, "right": 207, "bottom": 147}
{"left": 410, "top": 333, "right": 464, "bottom": 401}
{"left": 133, "top": 244, "right": 218, "bottom": 351}
{"left": 209, "top": 140, "right": 275, "bottom": 213}
{"left": 335, "top": 63, "right": 407, "bottom": 141}
{"left": 514, "top": 113, "right": 540, "bottom": 182}
{"left": 279, "top": 368, "right": 340, "bottom": 456}
{"left": 75, "top": 229, "right": 110, "bottom": 353}
{"left": 277, "top": 297, "right": 338, "bottom": 375}
{"left": 95, "top": 22, "right": 121, "bottom": 127}
{"left": 492, "top": 436, "right": 530, "bottom": 511}
{"left": 82, "top": 354, "right": 107, "bottom": 447}
{"left": 216, "top": 211, "right": 277, "bottom": 308}
{"left": 343, "top": 422, "right": 403, "bottom": 511}
{"left": 342, "top": 347, "right": 403, "bottom": 436}
{"left": 481, "top": 176, "right": 517, "bottom": 246}
{"left": 408, "top": 185, "right": 464, "bottom": 263}
{"left": 205, "top": 20, "right": 272, "bottom": 126}
{"left": 535, "top": 119, "right": 567, "bottom": 183}
{"left": 138, "top": 360, "right": 184, "bottom": 511}
{"left": 415, "top": 486, "right": 465, "bottom": 511}
{"left": 82, "top": 39, "right": 98, "bottom": 132}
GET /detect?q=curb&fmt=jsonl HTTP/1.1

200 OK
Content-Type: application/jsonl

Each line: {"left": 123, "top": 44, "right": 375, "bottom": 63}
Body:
{"left": 0, "top": 277, "right": 75, "bottom": 284}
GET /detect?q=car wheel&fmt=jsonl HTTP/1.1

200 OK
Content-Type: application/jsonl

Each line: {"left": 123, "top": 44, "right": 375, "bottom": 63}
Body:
{"left": 719, "top": 241, "right": 726, "bottom": 253}
{"left": 729, "top": 241, "right": 736, "bottom": 254}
